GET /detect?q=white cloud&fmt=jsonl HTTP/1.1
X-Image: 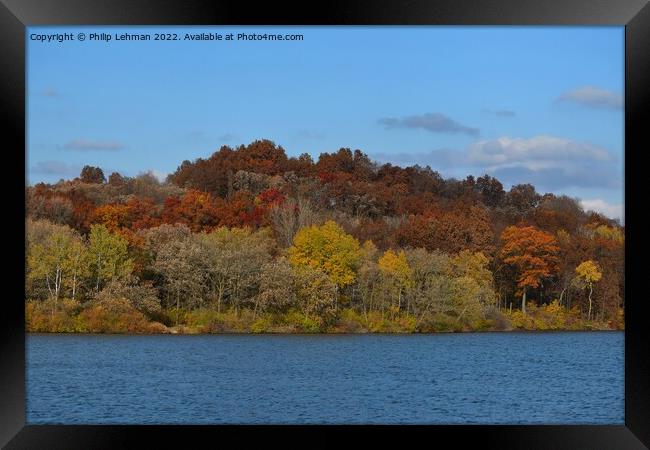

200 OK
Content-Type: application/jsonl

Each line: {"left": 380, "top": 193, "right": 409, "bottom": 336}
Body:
{"left": 371, "top": 135, "right": 621, "bottom": 191}
{"left": 468, "top": 135, "right": 611, "bottom": 171}
{"left": 557, "top": 86, "right": 623, "bottom": 110}
{"left": 148, "top": 170, "right": 168, "bottom": 183}
{"left": 580, "top": 199, "right": 624, "bottom": 222}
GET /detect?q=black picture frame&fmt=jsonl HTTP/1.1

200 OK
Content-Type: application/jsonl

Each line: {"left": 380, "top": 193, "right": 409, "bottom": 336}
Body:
{"left": 2, "top": 0, "right": 648, "bottom": 448}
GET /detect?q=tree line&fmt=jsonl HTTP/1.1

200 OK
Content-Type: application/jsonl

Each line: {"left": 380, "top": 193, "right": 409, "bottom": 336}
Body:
{"left": 25, "top": 139, "right": 624, "bottom": 332}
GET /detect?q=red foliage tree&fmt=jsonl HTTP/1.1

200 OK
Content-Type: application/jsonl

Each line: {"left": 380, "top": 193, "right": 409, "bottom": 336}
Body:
{"left": 395, "top": 205, "right": 494, "bottom": 256}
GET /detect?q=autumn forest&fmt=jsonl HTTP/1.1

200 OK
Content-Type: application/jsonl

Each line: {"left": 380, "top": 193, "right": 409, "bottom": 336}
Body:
{"left": 25, "top": 139, "right": 624, "bottom": 333}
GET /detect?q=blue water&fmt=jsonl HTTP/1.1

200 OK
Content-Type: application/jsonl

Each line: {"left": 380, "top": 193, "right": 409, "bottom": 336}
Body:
{"left": 26, "top": 332, "right": 624, "bottom": 424}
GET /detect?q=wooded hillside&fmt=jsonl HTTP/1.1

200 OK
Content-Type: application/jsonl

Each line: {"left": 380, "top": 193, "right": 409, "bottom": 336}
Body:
{"left": 25, "top": 139, "right": 624, "bottom": 333}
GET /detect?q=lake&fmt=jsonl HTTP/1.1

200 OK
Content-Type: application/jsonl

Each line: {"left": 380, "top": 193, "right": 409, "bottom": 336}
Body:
{"left": 26, "top": 332, "right": 624, "bottom": 424}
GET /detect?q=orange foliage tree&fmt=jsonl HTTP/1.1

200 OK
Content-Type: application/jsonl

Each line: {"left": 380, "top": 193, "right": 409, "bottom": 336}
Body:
{"left": 91, "top": 203, "right": 130, "bottom": 233}
{"left": 161, "top": 189, "right": 220, "bottom": 232}
{"left": 499, "top": 225, "right": 560, "bottom": 314}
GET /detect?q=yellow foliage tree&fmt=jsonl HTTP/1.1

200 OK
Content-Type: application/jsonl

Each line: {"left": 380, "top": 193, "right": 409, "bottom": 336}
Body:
{"left": 361, "top": 240, "right": 378, "bottom": 261}
{"left": 378, "top": 249, "right": 413, "bottom": 312}
{"left": 289, "top": 220, "right": 361, "bottom": 291}
{"left": 592, "top": 225, "right": 624, "bottom": 243}
{"left": 575, "top": 260, "right": 602, "bottom": 320}
{"left": 450, "top": 250, "right": 496, "bottom": 310}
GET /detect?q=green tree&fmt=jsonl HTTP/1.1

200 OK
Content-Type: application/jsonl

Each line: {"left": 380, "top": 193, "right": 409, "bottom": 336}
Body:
{"left": 404, "top": 248, "right": 454, "bottom": 322}
{"left": 292, "top": 266, "right": 337, "bottom": 325}
{"left": 449, "top": 276, "right": 484, "bottom": 324}
{"left": 87, "top": 224, "right": 133, "bottom": 292}
{"left": 450, "top": 250, "right": 496, "bottom": 310}
{"left": 62, "top": 236, "right": 90, "bottom": 301}
{"left": 27, "top": 223, "right": 77, "bottom": 302}
{"left": 356, "top": 240, "right": 381, "bottom": 319}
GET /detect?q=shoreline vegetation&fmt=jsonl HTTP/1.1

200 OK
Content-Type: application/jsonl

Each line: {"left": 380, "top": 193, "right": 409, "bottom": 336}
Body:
{"left": 26, "top": 140, "right": 624, "bottom": 334}
{"left": 26, "top": 301, "right": 622, "bottom": 335}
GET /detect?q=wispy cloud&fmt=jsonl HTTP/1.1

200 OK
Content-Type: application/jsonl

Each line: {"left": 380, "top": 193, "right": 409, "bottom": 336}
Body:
{"left": 30, "top": 160, "right": 81, "bottom": 177}
{"left": 63, "top": 139, "right": 125, "bottom": 152}
{"left": 184, "top": 130, "right": 209, "bottom": 144}
{"left": 556, "top": 86, "right": 623, "bottom": 110}
{"left": 482, "top": 109, "right": 516, "bottom": 118}
{"left": 182, "top": 131, "right": 237, "bottom": 146}
{"left": 378, "top": 113, "right": 479, "bottom": 137}
{"left": 296, "top": 130, "right": 325, "bottom": 140}
{"left": 218, "top": 133, "right": 238, "bottom": 142}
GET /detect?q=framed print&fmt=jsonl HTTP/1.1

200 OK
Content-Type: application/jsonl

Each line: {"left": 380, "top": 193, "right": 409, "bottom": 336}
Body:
{"left": 2, "top": 0, "right": 649, "bottom": 448}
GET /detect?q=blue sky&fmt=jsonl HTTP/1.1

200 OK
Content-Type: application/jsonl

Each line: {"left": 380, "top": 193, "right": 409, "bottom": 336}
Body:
{"left": 27, "top": 26, "right": 624, "bottom": 220}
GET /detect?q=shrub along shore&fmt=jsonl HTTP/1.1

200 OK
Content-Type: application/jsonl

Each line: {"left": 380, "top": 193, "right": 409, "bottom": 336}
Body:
{"left": 26, "top": 299, "right": 622, "bottom": 334}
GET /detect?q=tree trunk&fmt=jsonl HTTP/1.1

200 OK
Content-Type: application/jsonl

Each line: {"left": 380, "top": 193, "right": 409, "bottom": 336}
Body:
{"left": 55, "top": 266, "right": 61, "bottom": 313}
{"left": 216, "top": 282, "right": 225, "bottom": 313}
{"left": 456, "top": 305, "right": 469, "bottom": 324}
{"left": 588, "top": 283, "right": 593, "bottom": 321}
{"left": 45, "top": 273, "right": 52, "bottom": 298}
{"left": 54, "top": 266, "right": 61, "bottom": 301}
{"left": 521, "top": 289, "right": 527, "bottom": 315}
{"left": 559, "top": 287, "right": 567, "bottom": 308}
{"left": 46, "top": 272, "right": 54, "bottom": 318}
{"left": 334, "top": 285, "right": 338, "bottom": 312}
{"left": 72, "top": 267, "right": 77, "bottom": 301}
{"left": 96, "top": 253, "right": 102, "bottom": 292}
{"left": 176, "top": 288, "right": 180, "bottom": 326}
